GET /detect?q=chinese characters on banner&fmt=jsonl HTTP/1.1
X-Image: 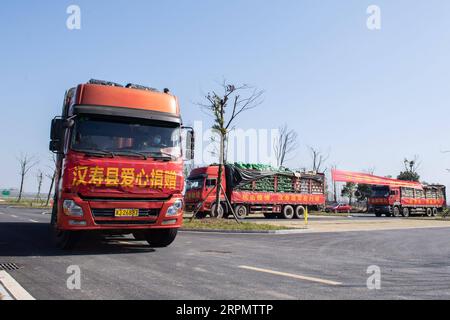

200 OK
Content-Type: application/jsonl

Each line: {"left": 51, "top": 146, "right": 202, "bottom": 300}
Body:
{"left": 72, "top": 166, "right": 178, "bottom": 189}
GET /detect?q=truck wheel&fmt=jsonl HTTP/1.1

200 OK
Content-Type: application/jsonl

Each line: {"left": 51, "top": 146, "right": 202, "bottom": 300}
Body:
{"left": 282, "top": 205, "right": 295, "bottom": 219}
{"left": 294, "top": 206, "right": 305, "bottom": 219}
{"left": 145, "top": 228, "right": 178, "bottom": 248}
{"left": 426, "top": 208, "right": 433, "bottom": 217}
{"left": 210, "top": 203, "right": 224, "bottom": 219}
{"left": 402, "top": 208, "right": 410, "bottom": 218}
{"left": 432, "top": 208, "right": 438, "bottom": 217}
{"left": 392, "top": 207, "right": 401, "bottom": 217}
{"left": 50, "top": 200, "right": 58, "bottom": 226}
{"left": 234, "top": 205, "right": 248, "bottom": 220}
{"left": 53, "top": 229, "right": 81, "bottom": 250}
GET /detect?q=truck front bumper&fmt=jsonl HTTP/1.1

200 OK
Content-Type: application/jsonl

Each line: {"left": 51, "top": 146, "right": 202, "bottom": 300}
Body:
{"left": 57, "top": 194, "right": 184, "bottom": 231}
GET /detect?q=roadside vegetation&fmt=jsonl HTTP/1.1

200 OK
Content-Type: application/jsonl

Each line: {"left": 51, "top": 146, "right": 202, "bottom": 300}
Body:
{"left": 182, "top": 218, "right": 290, "bottom": 231}
{"left": 0, "top": 198, "right": 51, "bottom": 208}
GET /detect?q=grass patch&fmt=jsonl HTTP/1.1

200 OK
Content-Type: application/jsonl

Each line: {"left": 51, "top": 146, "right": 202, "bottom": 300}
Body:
{"left": 182, "top": 218, "right": 291, "bottom": 231}
{"left": 0, "top": 198, "right": 51, "bottom": 209}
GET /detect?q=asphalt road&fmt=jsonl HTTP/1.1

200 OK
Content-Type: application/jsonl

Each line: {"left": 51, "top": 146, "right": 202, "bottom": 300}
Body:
{"left": 1, "top": 205, "right": 450, "bottom": 300}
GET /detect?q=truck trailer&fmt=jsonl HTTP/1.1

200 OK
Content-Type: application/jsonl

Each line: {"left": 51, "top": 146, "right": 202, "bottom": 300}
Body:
{"left": 49, "top": 79, "right": 194, "bottom": 249}
{"left": 185, "top": 164, "right": 326, "bottom": 219}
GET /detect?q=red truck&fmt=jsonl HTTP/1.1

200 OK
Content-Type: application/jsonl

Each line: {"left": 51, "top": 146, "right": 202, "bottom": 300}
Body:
{"left": 49, "top": 80, "right": 194, "bottom": 249}
{"left": 185, "top": 164, "right": 326, "bottom": 219}
{"left": 332, "top": 169, "right": 447, "bottom": 218}
{"left": 368, "top": 185, "right": 446, "bottom": 217}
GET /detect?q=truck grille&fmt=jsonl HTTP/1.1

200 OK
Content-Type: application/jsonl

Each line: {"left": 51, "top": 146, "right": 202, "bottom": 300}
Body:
{"left": 91, "top": 208, "right": 159, "bottom": 218}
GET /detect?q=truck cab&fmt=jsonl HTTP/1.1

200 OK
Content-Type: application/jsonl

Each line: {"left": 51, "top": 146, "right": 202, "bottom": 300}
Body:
{"left": 49, "top": 80, "right": 194, "bottom": 249}
{"left": 185, "top": 166, "right": 226, "bottom": 218}
{"left": 368, "top": 186, "right": 400, "bottom": 217}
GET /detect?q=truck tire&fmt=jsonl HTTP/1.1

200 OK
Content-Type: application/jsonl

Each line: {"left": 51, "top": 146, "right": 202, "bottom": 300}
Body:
{"left": 50, "top": 199, "right": 81, "bottom": 250}
{"left": 234, "top": 205, "right": 248, "bottom": 220}
{"left": 426, "top": 208, "right": 433, "bottom": 217}
{"left": 50, "top": 200, "right": 58, "bottom": 226}
{"left": 53, "top": 229, "right": 81, "bottom": 250}
{"left": 294, "top": 206, "right": 305, "bottom": 219}
{"left": 210, "top": 203, "right": 224, "bottom": 219}
{"left": 392, "top": 207, "right": 401, "bottom": 217}
{"left": 282, "top": 205, "right": 295, "bottom": 219}
{"left": 432, "top": 208, "right": 438, "bottom": 217}
{"left": 402, "top": 207, "right": 410, "bottom": 218}
{"left": 145, "top": 228, "right": 178, "bottom": 248}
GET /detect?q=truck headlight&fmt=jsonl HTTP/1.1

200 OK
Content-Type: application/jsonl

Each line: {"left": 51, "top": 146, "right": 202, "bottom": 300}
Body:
{"left": 166, "top": 199, "right": 183, "bottom": 216}
{"left": 63, "top": 200, "right": 84, "bottom": 217}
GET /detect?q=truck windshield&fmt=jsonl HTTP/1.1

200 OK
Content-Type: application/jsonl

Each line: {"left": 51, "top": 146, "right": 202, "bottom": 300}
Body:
{"left": 371, "top": 186, "right": 390, "bottom": 198}
{"left": 186, "top": 177, "right": 204, "bottom": 190}
{"left": 71, "top": 116, "right": 181, "bottom": 159}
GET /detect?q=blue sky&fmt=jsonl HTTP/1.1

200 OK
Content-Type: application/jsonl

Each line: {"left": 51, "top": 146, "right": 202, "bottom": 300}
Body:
{"left": 1, "top": 1, "right": 450, "bottom": 194}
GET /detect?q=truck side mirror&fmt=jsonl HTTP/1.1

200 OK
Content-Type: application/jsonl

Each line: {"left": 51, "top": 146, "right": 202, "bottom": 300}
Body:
{"left": 49, "top": 118, "right": 64, "bottom": 153}
{"left": 182, "top": 127, "right": 195, "bottom": 161}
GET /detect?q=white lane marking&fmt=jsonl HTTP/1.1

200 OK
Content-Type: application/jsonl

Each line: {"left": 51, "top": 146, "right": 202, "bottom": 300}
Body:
{"left": 0, "top": 271, "right": 35, "bottom": 300}
{"left": 238, "top": 265, "right": 342, "bottom": 286}
{"left": 28, "top": 219, "right": 39, "bottom": 223}
{"left": 11, "top": 215, "right": 18, "bottom": 218}
{"left": 0, "top": 212, "right": 4, "bottom": 215}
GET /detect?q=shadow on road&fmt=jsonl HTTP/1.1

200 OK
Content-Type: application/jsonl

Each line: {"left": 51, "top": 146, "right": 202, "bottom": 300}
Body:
{"left": 0, "top": 222, "right": 156, "bottom": 257}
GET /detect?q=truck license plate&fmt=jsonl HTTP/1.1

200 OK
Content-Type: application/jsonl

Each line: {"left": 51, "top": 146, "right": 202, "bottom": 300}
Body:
{"left": 115, "top": 209, "right": 139, "bottom": 217}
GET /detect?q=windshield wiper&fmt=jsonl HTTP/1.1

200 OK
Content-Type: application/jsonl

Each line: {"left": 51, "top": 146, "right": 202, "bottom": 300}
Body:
{"left": 145, "top": 152, "right": 176, "bottom": 161}
{"left": 112, "top": 150, "right": 148, "bottom": 160}
{"left": 73, "top": 149, "right": 115, "bottom": 158}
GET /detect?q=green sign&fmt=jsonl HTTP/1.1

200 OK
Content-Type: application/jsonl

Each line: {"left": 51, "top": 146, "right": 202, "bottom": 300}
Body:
{"left": 2, "top": 190, "right": 10, "bottom": 197}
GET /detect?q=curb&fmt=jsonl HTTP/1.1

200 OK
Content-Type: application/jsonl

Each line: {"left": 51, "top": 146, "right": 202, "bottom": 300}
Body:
{"left": 180, "top": 228, "right": 308, "bottom": 234}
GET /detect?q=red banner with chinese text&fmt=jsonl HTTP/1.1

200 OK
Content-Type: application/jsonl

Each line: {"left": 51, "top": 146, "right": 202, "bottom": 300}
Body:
{"left": 332, "top": 169, "right": 423, "bottom": 190}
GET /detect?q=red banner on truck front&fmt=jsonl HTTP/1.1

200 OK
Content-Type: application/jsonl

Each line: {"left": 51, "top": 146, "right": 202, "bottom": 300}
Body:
{"left": 332, "top": 169, "right": 423, "bottom": 189}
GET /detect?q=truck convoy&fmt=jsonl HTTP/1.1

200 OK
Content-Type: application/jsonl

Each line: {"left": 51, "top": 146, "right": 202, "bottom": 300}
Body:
{"left": 49, "top": 79, "right": 194, "bottom": 249}
{"left": 185, "top": 163, "right": 326, "bottom": 219}
{"left": 332, "top": 169, "right": 447, "bottom": 217}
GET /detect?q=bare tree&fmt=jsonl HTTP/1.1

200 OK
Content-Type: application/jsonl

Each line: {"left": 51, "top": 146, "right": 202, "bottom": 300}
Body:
{"left": 17, "top": 153, "right": 39, "bottom": 202}
{"left": 45, "top": 153, "right": 57, "bottom": 207}
{"left": 308, "top": 146, "right": 329, "bottom": 173}
{"left": 273, "top": 124, "right": 298, "bottom": 168}
{"left": 35, "top": 170, "right": 44, "bottom": 202}
{"left": 199, "top": 81, "right": 264, "bottom": 218}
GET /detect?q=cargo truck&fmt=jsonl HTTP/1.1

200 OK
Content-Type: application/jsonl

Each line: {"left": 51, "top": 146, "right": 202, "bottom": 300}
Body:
{"left": 49, "top": 79, "right": 194, "bottom": 249}
{"left": 185, "top": 164, "right": 326, "bottom": 219}
{"left": 368, "top": 185, "right": 446, "bottom": 217}
{"left": 332, "top": 169, "right": 447, "bottom": 217}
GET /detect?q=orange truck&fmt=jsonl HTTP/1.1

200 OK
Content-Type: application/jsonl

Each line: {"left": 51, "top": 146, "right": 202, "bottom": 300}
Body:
{"left": 49, "top": 80, "right": 194, "bottom": 249}
{"left": 332, "top": 169, "right": 447, "bottom": 217}
{"left": 185, "top": 164, "right": 326, "bottom": 219}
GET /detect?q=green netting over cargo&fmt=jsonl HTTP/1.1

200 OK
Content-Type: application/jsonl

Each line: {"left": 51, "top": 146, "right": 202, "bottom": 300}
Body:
{"left": 225, "top": 163, "right": 324, "bottom": 193}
